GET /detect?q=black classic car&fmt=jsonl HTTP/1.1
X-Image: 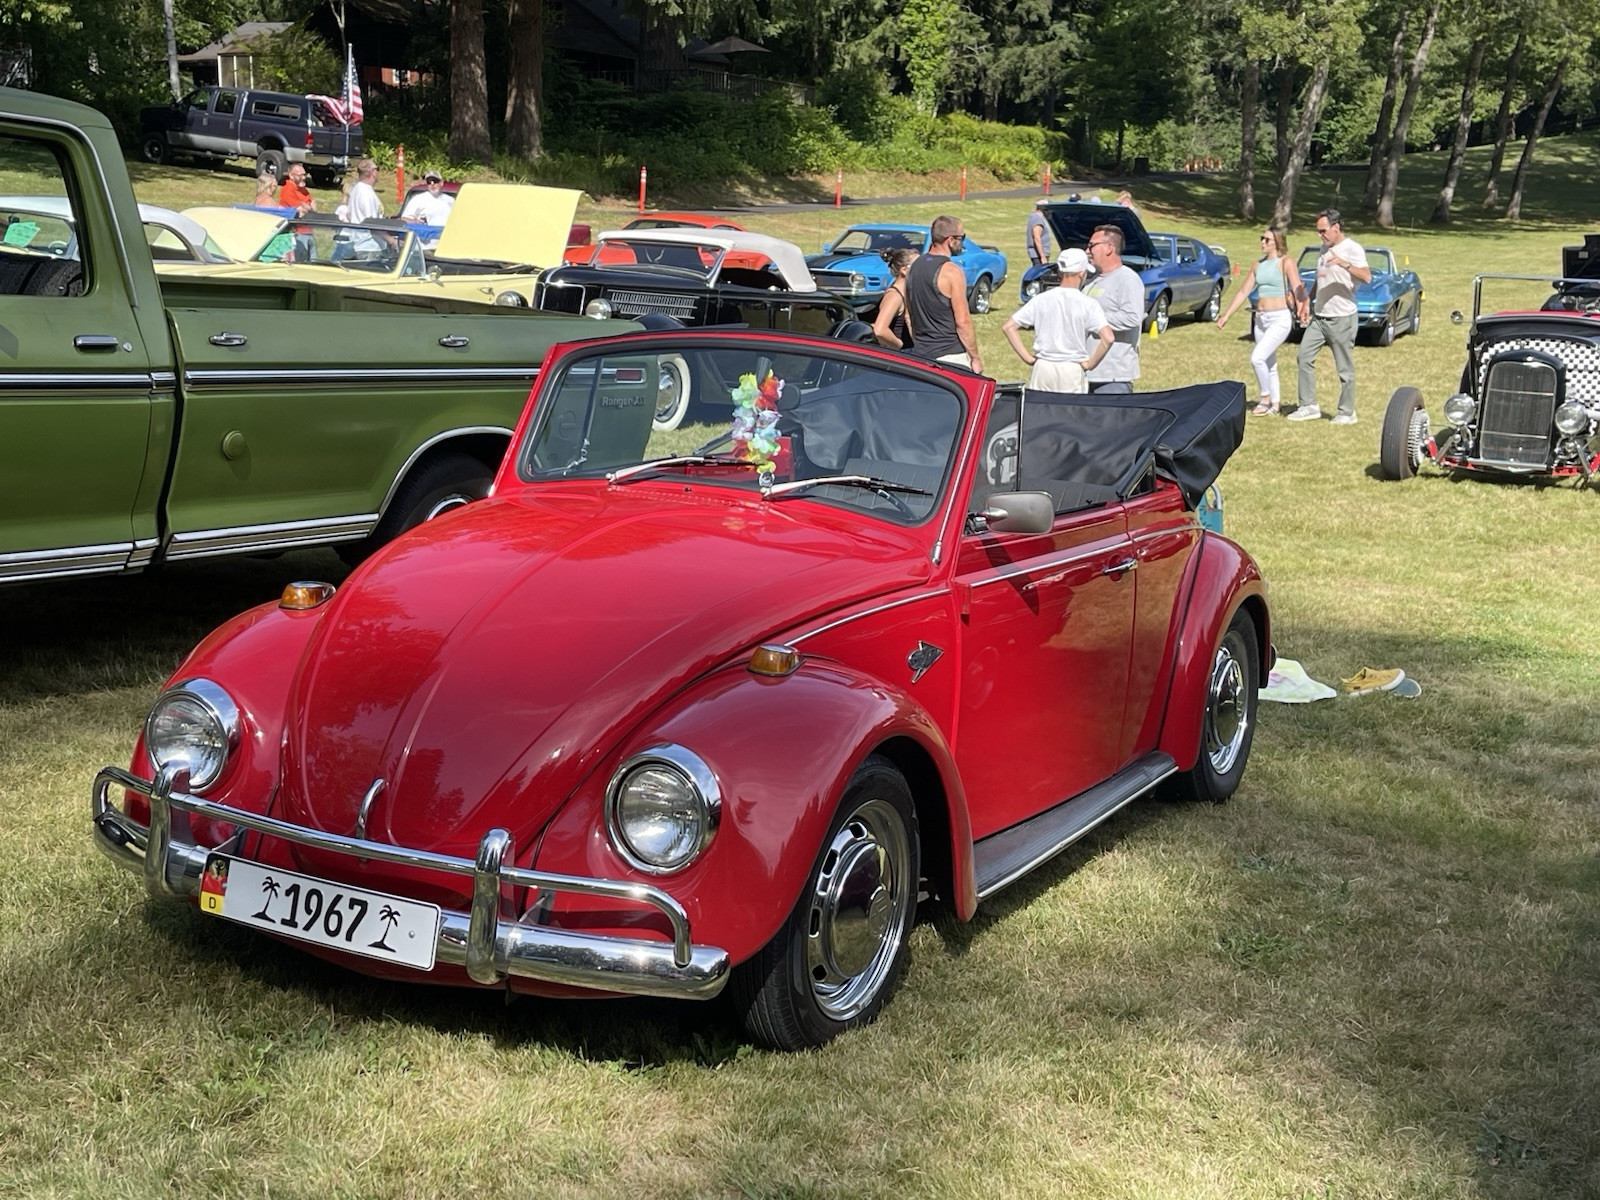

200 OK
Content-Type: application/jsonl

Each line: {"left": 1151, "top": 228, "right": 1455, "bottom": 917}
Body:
{"left": 534, "top": 229, "right": 868, "bottom": 430}
{"left": 1380, "top": 235, "right": 1600, "bottom": 487}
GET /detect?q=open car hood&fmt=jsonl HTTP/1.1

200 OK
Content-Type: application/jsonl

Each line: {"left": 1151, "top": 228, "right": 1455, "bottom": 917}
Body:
{"left": 435, "top": 183, "right": 582, "bottom": 268}
{"left": 277, "top": 490, "right": 929, "bottom": 856}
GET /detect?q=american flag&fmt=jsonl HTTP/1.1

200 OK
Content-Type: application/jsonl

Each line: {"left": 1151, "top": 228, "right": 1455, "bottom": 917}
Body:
{"left": 309, "top": 47, "right": 363, "bottom": 125}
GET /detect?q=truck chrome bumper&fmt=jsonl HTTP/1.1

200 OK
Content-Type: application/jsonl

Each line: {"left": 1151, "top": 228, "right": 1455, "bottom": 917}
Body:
{"left": 92, "top": 765, "right": 730, "bottom": 1000}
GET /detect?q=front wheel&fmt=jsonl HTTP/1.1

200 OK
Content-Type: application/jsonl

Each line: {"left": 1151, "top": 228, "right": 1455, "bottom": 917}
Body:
{"left": 652, "top": 353, "right": 693, "bottom": 432}
{"left": 141, "top": 134, "right": 170, "bottom": 165}
{"left": 1148, "top": 292, "right": 1171, "bottom": 335}
{"left": 1200, "top": 281, "right": 1224, "bottom": 323}
{"left": 1168, "top": 610, "right": 1258, "bottom": 803}
{"left": 1379, "top": 386, "right": 1429, "bottom": 480}
{"left": 732, "top": 755, "right": 920, "bottom": 1050}
{"left": 969, "top": 275, "right": 993, "bottom": 315}
{"left": 1376, "top": 307, "right": 1398, "bottom": 347}
{"left": 1408, "top": 297, "right": 1422, "bottom": 336}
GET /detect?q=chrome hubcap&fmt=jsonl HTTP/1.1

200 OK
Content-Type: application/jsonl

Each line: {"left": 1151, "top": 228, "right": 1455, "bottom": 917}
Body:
{"left": 1204, "top": 631, "right": 1249, "bottom": 775}
{"left": 1407, "top": 408, "right": 1430, "bottom": 468}
{"left": 655, "top": 364, "right": 683, "bottom": 423}
{"left": 806, "top": 798, "right": 911, "bottom": 1020}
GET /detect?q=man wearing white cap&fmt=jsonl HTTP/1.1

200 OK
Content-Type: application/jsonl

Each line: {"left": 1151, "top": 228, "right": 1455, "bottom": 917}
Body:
{"left": 1001, "top": 247, "right": 1114, "bottom": 393}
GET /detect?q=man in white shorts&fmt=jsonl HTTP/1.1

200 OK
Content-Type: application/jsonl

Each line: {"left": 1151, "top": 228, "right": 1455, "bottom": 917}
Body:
{"left": 1001, "top": 247, "right": 1114, "bottom": 392}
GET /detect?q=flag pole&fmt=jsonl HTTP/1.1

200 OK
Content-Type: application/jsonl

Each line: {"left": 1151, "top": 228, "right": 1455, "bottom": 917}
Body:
{"left": 344, "top": 45, "right": 353, "bottom": 167}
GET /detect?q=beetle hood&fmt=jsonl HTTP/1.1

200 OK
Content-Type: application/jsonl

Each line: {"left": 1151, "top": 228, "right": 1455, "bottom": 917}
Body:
{"left": 276, "top": 490, "right": 931, "bottom": 856}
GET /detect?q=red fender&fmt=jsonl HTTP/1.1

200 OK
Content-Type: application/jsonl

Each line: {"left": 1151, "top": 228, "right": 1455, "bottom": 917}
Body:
{"left": 529, "top": 656, "right": 973, "bottom": 974}
{"left": 1155, "top": 533, "right": 1270, "bottom": 771}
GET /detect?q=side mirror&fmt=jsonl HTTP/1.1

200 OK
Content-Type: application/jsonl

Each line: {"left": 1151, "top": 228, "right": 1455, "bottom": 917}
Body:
{"left": 979, "top": 491, "right": 1054, "bottom": 533}
{"left": 1450, "top": 310, "right": 1464, "bottom": 325}
{"left": 821, "top": 242, "right": 833, "bottom": 253}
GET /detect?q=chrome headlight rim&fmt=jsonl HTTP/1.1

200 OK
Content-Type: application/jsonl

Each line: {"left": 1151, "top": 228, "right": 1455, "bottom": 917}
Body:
{"left": 493, "top": 289, "right": 528, "bottom": 307}
{"left": 1554, "top": 401, "right": 1590, "bottom": 437}
{"left": 584, "top": 297, "right": 613, "bottom": 320}
{"left": 1443, "top": 392, "right": 1477, "bottom": 427}
{"left": 143, "top": 677, "right": 241, "bottom": 794}
{"left": 847, "top": 272, "right": 866, "bottom": 292}
{"left": 604, "top": 743, "right": 721, "bottom": 876}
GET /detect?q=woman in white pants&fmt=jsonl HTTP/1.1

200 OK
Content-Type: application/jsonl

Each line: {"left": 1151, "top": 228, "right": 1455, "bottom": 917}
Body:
{"left": 1217, "top": 227, "right": 1305, "bottom": 415}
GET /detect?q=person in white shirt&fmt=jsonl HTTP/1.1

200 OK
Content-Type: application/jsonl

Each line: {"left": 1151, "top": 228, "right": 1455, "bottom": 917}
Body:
{"left": 1001, "top": 247, "right": 1114, "bottom": 392}
{"left": 1290, "top": 207, "right": 1371, "bottom": 425}
{"left": 336, "top": 158, "right": 386, "bottom": 260}
{"left": 400, "top": 170, "right": 454, "bottom": 227}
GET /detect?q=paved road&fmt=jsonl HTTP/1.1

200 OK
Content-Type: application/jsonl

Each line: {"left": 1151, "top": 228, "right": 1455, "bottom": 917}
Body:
{"left": 711, "top": 172, "right": 1208, "bottom": 214}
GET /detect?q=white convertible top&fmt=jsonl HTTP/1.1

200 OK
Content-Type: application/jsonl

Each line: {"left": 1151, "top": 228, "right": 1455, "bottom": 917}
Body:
{"left": 594, "top": 227, "right": 819, "bottom": 292}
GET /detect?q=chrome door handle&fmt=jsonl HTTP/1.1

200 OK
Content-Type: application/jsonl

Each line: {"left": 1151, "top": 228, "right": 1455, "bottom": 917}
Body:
{"left": 1100, "top": 558, "right": 1138, "bottom": 578}
{"left": 438, "top": 334, "right": 470, "bottom": 348}
{"left": 208, "top": 331, "right": 248, "bottom": 347}
{"left": 73, "top": 334, "right": 120, "bottom": 352}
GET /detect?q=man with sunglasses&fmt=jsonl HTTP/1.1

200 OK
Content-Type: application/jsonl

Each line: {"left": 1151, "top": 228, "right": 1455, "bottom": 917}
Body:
{"left": 1289, "top": 207, "right": 1369, "bottom": 424}
{"left": 904, "top": 215, "right": 983, "bottom": 373}
{"left": 1083, "top": 225, "right": 1143, "bottom": 392}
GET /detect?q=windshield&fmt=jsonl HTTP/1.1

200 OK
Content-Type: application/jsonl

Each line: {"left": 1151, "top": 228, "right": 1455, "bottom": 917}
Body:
{"left": 252, "top": 223, "right": 426, "bottom": 276}
{"left": 592, "top": 237, "right": 717, "bottom": 279}
{"left": 831, "top": 228, "right": 924, "bottom": 255}
{"left": 517, "top": 344, "right": 965, "bottom": 524}
{"left": 0, "top": 206, "right": 75, "bottom": 259}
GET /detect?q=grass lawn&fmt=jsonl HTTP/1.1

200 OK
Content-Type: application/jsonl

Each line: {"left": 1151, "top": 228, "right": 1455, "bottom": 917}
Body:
{"left": 0, "top": 138, "right": 1596, "bottom": 1198}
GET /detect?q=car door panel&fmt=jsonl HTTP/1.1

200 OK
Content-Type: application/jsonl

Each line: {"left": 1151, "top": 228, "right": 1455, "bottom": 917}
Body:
{"left": 1119, "top": 493, "right": 1200, "bottom": 762}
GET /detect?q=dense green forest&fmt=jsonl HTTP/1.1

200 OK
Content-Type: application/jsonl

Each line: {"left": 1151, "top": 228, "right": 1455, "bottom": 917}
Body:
{"left": 7, "top": 0, "right": 1598, "bottom": 219}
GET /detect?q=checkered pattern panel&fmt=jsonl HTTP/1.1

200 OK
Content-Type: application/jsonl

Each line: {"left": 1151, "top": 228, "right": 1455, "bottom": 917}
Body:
{"left": 1479, "top": 336, "right": 1600, "bottom": 406}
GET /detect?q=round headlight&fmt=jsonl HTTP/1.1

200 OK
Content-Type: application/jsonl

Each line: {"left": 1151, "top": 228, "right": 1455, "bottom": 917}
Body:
{"left": 494, "top": 290, "right": 527, "bottom": 307}
{"left": 606, "top": 745, "right": 720, "bottom": 874}
{"left": 144, "top": 679, "right": 240, "bottom": 793}
{"left": 1443, "top": 393, "right": 1477, "bottom": 426}
{"left": 848, "top": 272, "right": 866, "bottom": 291}
{"left": 1554, "top": 401, "right": 1590, "bottom": 436}
{"left": 1024, "top": 279, "right": 1042, "bottom": 298}
{"left": 584, "top": 297, "right": 613, "bottom": 319}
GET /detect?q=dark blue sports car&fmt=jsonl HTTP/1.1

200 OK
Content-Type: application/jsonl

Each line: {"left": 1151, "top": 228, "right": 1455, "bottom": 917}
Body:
{"left": 1294, "top": 245, "right": 1423, "bottom": 346}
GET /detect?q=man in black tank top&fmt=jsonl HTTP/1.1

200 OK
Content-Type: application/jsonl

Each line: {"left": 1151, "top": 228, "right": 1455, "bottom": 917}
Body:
{"left": 904, "top": 215, "right": 983, "bottom": 374}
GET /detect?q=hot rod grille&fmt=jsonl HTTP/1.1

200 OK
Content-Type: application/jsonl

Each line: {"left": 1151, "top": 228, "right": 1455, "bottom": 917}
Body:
{"left": 603, "top": 290, "right": 700, "bottom": 320}
{"left": 1479, "top": 357, "right": 1556, "bottom": 468}
{"left": 1477, "top": 335, "right": 1600, "bottom": 404}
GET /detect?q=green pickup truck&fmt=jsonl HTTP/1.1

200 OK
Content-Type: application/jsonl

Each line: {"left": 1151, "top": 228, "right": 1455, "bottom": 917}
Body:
{"left": 0, "top": 88, "right": 635, "bottom": 584}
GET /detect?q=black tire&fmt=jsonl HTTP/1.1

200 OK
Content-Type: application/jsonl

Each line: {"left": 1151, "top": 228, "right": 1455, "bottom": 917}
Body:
{"left": 732, "top": 754, "right": 920, "bottom": 1050}
{"left": 1376, "top": 307, "right": 1398, "bottom": 347}
{"left": 255, "top": 148, "right": 288, "bottom": 180}
{"left": 343, "top": 452, "right": 494, "bottom": 564}
{"left": 1169, "top": 610, "right": 1258, "bottom": 804}
{"left": 1408, "top": 297, "right": 1422, "bottom": 336}
{"left": 1148, "top": 291, "right": 1171, "bottom": 335}
{"left": 969, "top": 275, "right": 993, "bottom": 315}
{"left": 652, "top": 353, "right": 693, "bottom": 432}
{"left": 1199, "top": 281, "right": 1224, "bottom": 323}
{"left": 1379, "top": 386, "right": 1429, "bottom": 481}
{"left": 140, "top": 134, "right": 170, "bottom": 165}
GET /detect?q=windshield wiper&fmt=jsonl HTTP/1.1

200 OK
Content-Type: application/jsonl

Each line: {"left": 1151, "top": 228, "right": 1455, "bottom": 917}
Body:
{"left": 606, "top": 455, "right": 759, "bottom": 484}
{"left": 762, "top": 475, "right": 932, "bottom": 500}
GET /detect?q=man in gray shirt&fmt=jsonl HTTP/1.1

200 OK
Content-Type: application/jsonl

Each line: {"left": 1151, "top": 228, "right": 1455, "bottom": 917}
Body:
{"left": 1289, "top": 207, "right": 1370, "bottom": 425}
{"left": 1083, "top": 225, "right": 1143, "bottom": 393}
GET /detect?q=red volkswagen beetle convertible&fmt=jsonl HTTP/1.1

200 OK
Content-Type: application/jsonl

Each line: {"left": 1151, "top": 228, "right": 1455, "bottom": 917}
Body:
{"left": 94, "top": 331, "right": 1268, "bottom": 1050}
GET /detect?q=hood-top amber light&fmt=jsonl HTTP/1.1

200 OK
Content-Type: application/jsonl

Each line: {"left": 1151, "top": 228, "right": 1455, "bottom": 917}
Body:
{"left": 748, "top": 644, "right": 801, "bottom": 677}
{"left": 280, "top": 581, "right": 337, "bottom": 610}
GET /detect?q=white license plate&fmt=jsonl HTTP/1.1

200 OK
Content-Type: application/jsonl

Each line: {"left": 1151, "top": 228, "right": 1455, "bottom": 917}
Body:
{"left": 200, "top": 853, "right": 441, "bottom": 972}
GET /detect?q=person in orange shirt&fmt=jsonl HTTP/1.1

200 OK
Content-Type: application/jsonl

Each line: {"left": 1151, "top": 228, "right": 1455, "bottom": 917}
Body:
{"left": 279, "top": 164, "right": 316, "bottom": 260}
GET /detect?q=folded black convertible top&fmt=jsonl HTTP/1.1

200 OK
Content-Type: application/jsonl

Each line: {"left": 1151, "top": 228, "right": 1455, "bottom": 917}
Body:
{"left": 1019, "top": 381, "right": 1246, "bottom": 509}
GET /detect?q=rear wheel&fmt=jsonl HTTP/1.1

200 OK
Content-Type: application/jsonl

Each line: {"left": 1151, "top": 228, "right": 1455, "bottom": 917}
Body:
{"left": 341, "top": 451, "right": 494, "bottom": 564}
{"left": 1169, "top": 611, "right": 1258, "bottom": 803}
{"left": 732, "top": 755, "right": 919, "bottom": 1050}
{"left": 969, "top": 275, "right": 993, "bottom": 315}
{"left": 1379, "top": 386, "right": 1429, "bottom": 480}
{"left": 652, "top": 353, "right": 693, "bottom": 432}
{"left": 255, "top": 148, "right": 288, "bottom": 181}
{"left": 140, "top": 134, "right": 170, "bottom": 165}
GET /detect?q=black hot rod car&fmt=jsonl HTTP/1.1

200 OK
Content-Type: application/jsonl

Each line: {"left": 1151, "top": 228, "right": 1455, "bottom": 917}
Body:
{"left": 1380, "top": 235, "right": 1600, "bottom": 487}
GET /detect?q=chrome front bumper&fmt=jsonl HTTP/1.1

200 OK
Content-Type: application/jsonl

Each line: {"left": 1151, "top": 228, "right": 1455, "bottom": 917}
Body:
{"left": 92, "top": 765, "right": 730, "bottom": 1000}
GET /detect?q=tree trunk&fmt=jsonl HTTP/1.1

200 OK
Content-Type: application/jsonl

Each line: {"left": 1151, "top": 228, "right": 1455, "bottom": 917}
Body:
{"left": 1274, "top": 63, "right": 1294, "bottom": 170}
{"left": 162, "top": 0, "right": 180, "bottom": 101}
{"left": 1375, "top": 0, "right": 1441, "bottom": 228}
{"left": 448, "top": 0, "right": 493, "bottom": 163}
{"left": 505, "top": 0, "right": 543, "bottom": 160}
{"left": 1362, "top": 10, "right": 1409, "bottom": 213}
{"left": 1483, "top": 31, "right": 1525, "bottom": 207}
{"left": 1506, "top": 57, "right": 1566, "bottom": 220}
{"left": 1271, "top": 57, "right": 1330, "bottom": 229}
{"left": 1238, "top": 58, "right": 1259, "bottom": 221}
{"left": 638, "top": 10, "right": 688, "bottom": 92}
{"left": 1429, "top": 39, "right": 1486, "bottom": 224}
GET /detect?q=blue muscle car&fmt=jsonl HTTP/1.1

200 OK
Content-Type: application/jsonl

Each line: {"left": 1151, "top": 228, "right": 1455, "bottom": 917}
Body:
{"left": 807, "top": 223, "right": 1009, "bottom": 314}
{"left": 1294, "top": 245, "right": 1422, "bottom": 346}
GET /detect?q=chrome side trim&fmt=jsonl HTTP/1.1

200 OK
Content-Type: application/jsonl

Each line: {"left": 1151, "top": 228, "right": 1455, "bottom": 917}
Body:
{"left": 967, "top": 538, "right": 1132, "bottom": 589}
{"left": 92, "top": 766, "right": 729, "bottom": 999}
{"left": 378, "top": 425, "right": 514, "bottom": 517}
{"left": 126, "top": 538, "right": 159, "bottom": 570}
{"left": 0, "top": 541, "right": 132, "bottom": 582}
{"left": 164, "top": 514, "right": 379, "bottom": 559}
{"left": 0, "top": 371, "right": 160, "bottom": 389}
{"left": 150, "top": 371, "right": 177, "bottom": 388}
{"left": 790, "top": 590, "right": 947, "bottom": 646}
{"left": 183, "top": 367, "right": 542, "bottom": 388}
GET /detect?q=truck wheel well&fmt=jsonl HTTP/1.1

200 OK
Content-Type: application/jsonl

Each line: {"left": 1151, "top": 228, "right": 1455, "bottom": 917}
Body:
{"left": 872, "top": 735, "right": 953, "bottom": 912}
{"left": 391, "top": 434, "right": 510, "bottom": 508}
{"left": 256, "top": 137, "right": 288, "bottom": 152}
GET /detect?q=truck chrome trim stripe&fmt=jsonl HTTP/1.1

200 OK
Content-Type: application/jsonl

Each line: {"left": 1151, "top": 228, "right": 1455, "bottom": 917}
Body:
{"left": 0, "top": 371, "right": 161, "bottom": 389}
{"left": 183, "top": 367, "right": 542, "bottom": 387}
{"left": 165, "top": 514, "right": 378, "bottom": 559}
{"left": 0, "top": 542, "right": 132, "bottom": 581}
{"left": 92, "top": 766, "right": 730, "bottom": 999}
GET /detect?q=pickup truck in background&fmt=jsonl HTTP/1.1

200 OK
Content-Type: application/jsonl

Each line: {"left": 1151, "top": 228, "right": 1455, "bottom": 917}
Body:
{"left": 139, "top": 86, "right": 364, "bottom": 185}
{"left": 1, "top": 87, "right": 638, "bottom": 585}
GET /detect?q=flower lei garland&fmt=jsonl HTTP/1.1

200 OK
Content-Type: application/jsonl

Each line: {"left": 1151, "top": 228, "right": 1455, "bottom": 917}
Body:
{"left": 729, "top": 370, "right": 783, "bottom": 480}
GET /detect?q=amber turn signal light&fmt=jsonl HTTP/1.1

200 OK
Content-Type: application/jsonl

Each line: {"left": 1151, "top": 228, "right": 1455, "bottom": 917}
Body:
{"left": 748, "top": 644, "right": 801, "bottom": 677}
{"left": 280, "top": 581, "right": 337, "bottom": 610}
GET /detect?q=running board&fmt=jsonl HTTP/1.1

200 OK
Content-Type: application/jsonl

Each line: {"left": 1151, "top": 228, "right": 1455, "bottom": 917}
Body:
{"left": 972, "top": 752, "right": 1177, "bottom": 900}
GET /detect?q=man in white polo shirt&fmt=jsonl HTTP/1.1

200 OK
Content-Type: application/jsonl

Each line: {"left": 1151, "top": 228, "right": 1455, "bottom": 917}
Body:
{"left": 1001, "top": 247, "right": 1114, "bottom": 392}
{"left": 1289, "top": 207, "right": 1370, "bottom": 424}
